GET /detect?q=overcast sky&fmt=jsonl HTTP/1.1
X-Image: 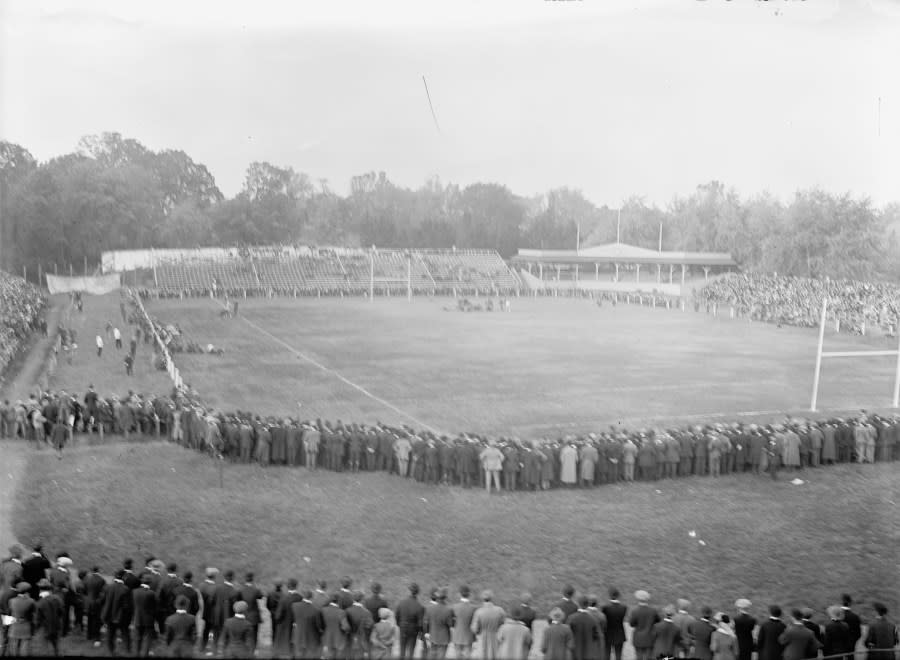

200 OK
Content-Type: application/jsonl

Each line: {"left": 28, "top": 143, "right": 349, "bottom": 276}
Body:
{"left": 1, "top": 0, "right": 898, "bottom": 208}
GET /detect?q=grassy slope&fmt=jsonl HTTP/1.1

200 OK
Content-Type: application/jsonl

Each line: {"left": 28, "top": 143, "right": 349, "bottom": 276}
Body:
{"left": 14, "top": 442, "right": 900, "bottom": 622}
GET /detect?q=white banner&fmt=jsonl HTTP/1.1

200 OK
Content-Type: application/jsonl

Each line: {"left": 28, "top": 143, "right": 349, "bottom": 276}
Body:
{"left": 46, "top": 273, "right": 121, "bottom": 295}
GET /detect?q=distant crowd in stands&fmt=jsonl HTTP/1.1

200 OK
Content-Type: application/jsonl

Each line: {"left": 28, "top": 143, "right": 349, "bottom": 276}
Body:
{"left": 0, "top": 271, "right": 46, "bottom": 377}
{"left": 698, "top": 274, "right": 900, "bottom": 335}
{"left": 1, "top": 544, "right": 897, "bottom": 659}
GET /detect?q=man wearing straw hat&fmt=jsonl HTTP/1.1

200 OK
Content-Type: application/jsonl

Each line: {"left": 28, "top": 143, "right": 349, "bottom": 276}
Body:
{"left": 628, "top": 590, "right": 659, "bottom": 660}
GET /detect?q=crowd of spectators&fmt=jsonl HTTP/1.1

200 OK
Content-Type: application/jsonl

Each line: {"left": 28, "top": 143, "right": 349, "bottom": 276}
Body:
{"left": 0, "top": 270, "right": 46, "bottom": 378}
{"left": 698, "top": 274, "right": 900, "bottom": 334}
{"left": 1, "top": 545, "right": 897, "bottom": 659}
{"left": 3, "top": 379, "right": 899, "bottom": 491}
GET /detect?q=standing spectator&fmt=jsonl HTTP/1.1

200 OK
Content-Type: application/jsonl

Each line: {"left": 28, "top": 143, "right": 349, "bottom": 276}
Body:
{"left": 757, "top": 605, "right": 787, "bottom": 660}
{"left": 347, "top": 591, "right": 375, "bottom": 660}
{"left": 370, "top": 608, "right": 397, "bottom": 660}
{"left": 222, "top": 601, "right": 254, "bottom": 659}
{"left": 691, "top": 607, "right": 717, "bottom": 660}
{"left": 602, "top": 589, "right": 628, "bottom": 660}
{"left": 423, "top": 588, "right": 453, "bottom": 660}
{"left": 113, "top": 326, "right": 122, "bottom": 349}
{"left": 864, "top": 603, "right": 898, "bottom": 660}
{"left": 542, "top": 608, "right": 574, "bottom": 660}
{"left": 164, "top": 595, "right": 196, "bottom": 658}
{"left": 629, "top": 590, "right": 660, "bottom": 660}
{"left": 711, "top": 614, "right": 739, "bottom": 660}
{"left": 841, "top": 595, "right": 863, "bottom": 651}
{"left": 133, "top": 574, "right": 158, "bottom": 657}
{"left": 322, "top": 593, "right": 351, "bottom": 660}
{"left": 652, "top": 605, "right": 684, "bottom": 659}
{"left": 569, "top": 595, "right": 603, "bottom": 660}
{"left": 778, "top": 608, "right": 821, "bottom": 660}
{"left": 497, "top": 610, "right": 532, "bottom": 660}
{"left": 823, "top": 606, "right": 853, "bottom": 660}
{"left": 734, "top": 599, "right": 756, "bottom": 660}
{"left": 471, "top": 590, "right": 505, "bottom": 660}
{"left": 124, "top": 353, "right": 134, "bottom": 376}
{"left": 292, "top": 588, "right": 325, "bottom": 660}
{"left": 479, "top": 441, "right": 504, "bottom": 493}
{"left": 95, "top": 335, "right": 103, "bottom": 357}
{"left": 8, "top": 582, "right": 35, "bottom": 656}
{"left": 102, "top": 570, "right": 134, "bottom": 656}
{"left": 83, "top": 566, "right": 106, "bottom": 645}
{"left": 451, "top": 585, "right": 477, "bottom": 660}
{"left": 395, "top": 583, "right": 424, "bottom": 660}
{"left": 33, "top": 579, "right": 63, "bottom": 656}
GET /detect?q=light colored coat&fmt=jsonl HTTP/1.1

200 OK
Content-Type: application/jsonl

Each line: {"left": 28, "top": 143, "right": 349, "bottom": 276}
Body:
{"left": 497, "top": 619, "right": 532, "bottom": 660}
{"left": 471, "top": 603, "right": 506, "bottom": 660}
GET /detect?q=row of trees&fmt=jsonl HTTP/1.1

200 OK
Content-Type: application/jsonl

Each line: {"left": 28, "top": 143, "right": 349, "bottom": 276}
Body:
{"left": 1, "top": 133, "right": 897, "bottom": 282}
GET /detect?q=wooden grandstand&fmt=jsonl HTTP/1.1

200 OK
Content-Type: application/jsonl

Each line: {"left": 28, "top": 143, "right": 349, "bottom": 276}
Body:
{"left": 146, "top": 247, "right": 519, "bottom": 295}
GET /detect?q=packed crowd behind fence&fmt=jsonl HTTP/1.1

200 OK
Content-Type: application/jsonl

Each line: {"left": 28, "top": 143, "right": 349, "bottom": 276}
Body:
{"left": 0, "top": 271, "right": 46, "bottom": 378}
{"left": 0, "top": 544, "right": 897, "bottom": 660}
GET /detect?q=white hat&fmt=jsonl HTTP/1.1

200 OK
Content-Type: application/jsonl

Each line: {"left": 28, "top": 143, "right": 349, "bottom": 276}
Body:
{"left": 634, "top": 590, "right": 650, "bottom": 602}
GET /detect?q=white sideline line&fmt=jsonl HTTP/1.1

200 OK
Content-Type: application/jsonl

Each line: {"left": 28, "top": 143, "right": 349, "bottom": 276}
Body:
{"left": 239, "top": 316, "right": 442, "bottom": 434}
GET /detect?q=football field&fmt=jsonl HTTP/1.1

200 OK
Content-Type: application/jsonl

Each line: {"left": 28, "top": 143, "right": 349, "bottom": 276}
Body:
{"left": 50, "top": 293, "right": 900, "bottom": 435}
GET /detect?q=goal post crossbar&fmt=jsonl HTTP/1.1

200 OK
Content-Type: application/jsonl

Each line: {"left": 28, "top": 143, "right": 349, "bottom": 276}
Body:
{"left": 810, "top": 298, "right": 900, "bottom": 411}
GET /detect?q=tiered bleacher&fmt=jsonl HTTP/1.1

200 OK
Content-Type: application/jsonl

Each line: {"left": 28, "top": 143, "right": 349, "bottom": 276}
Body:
{"left": 150, "top": 246, "right": 518, "bottom": 297}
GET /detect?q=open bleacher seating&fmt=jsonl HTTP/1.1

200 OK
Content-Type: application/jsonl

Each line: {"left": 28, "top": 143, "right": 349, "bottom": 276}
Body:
{"left": 148, "top": 247, "right": 519, "bottom": 296}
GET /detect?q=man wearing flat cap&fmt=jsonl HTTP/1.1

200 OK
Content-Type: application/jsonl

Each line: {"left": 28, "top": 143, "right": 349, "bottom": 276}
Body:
{"left": 423, "top": 587, "right": 454, "bottom": 660}
{"left": 222, "top": 600, "right": 254, "bottom": 658}
{"left": 628, "top": 591, "right": 660, "bottom": 660}
{"left": 673, "top": 598, "right": 696, "bottom": 658}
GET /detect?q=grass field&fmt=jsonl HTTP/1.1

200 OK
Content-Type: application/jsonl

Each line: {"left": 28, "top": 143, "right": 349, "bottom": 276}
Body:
{"left": 13, "top": 441, "right": 900, "bottom": 622}
{"left": 50, "top": 292, "right": 900, "bottom": 436}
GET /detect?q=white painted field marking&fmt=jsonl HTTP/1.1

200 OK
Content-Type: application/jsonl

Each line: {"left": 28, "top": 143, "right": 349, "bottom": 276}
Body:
{"left": 239, "top": 315, "right": 442, "bottom": 434}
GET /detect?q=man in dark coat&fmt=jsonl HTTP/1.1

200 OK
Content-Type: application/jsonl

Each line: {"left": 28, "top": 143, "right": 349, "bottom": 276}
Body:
{"left": 133, "top": 574, "right": 158, "bottom": 657}
{"left": 172, "top": 571, "right": 200, "bottom": 617}
{"left": 652, "top": 605, "right": 684, "bottom": 660}
{"left": 517, "top": 593, "right": 537, "bottom": 632}
{"left": 568, "top": 596, "right": 602, "bottom": 660}
{"left": 238, "top": 573, "right": 262, "bottom": 653}
{"left": 555, "top": 585, "right": 578, "bottom": 622}
{"left": 628, "top": 590, "right": 660, "bottom": 660}
{"left": 22, "top": 546, "right": 51, "bottom": 600}
{"left": 222, "top": 600, "right": 254, "bottom": 659}
{"left": 778, "top": 609, "right": 821, "bottom": 660}
{"left": 34, "top": 579, "right": 63, "bottom": 656}
{"left": 363, "top": 583, "right": 389, "bottom": 624}
{"left": 823, "top": 606, "right": 853, "bottom": 660}
{"left": 841, "top": 594, "right": 863, "bottom": 652}
{"left": 122, "top": 558, "right": 141, "bottom": 590}
{"left": 423, "top": 588, "right": 454, "bottom": 660}
{"left": 292, "top": 589, "right": 325, "bottom": 660}
{"left": 212, "top": 570, "right": 239, "bottom": 651}
{"left": 199, "top": 568, "right": 219, "bottom": 653}
{"left": 734, "top": 599, "right": 757, "bottom": 660}
{"left": 163, "top": 595, "right": 196, "bottom": 658}
{"left": 322, "top": 593, "right": 351, "bottom": 659}
{"left": 601, "top": 588, "right": 628, "bottom": 660}
{"left": 864, "top": 603, "right": 898, "bottom": 660}
{"left": 347, "top": 591, "right": 375, "bottom": 660}
{"left": 266, "top": 580, "right": 283, "bottom": 644}
{"left": 395, "top": 583, "right": 425, "bottom": 660}
{"left": 757, "top": 605, "right": 787, "bottom": 660}
{"left": 274, "top": 578, "right": 303, "bottom": 657}
{"left": 83, "top": 566, "right": 107, "bottom": 643}
{"left": 157, "top": 562, "right": 183, "bottom": 634}
{"left": 8, "top": 582, "right": 36, "bottom": 656}
{"left": 101, "top": 570, "right": 133, "bottom": 656}
{"left": 801, "top": 608, "right": 823, "bottom": 644}
{"left": 690, "top": 608, "right": 716, "bottom": 660}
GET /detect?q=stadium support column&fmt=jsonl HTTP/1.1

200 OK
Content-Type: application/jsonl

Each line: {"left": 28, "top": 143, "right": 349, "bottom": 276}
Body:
{"left": 595, "top": 263, "right": 599, "bottom": 280}
{"left": 407, "top": 254, "right": 412, "bottom": 302}
{"left": 810, "top": 298, "right": 828, "bottom": 411}
{"left": 657, "top": 264, "right": 661, "bottom": 283}
{"left": 539, "top": 263, "right": 543, "bottom": 280}
{"left": 635, "top": 264, "right": 640, "bottom": 283}
{"left": 669, "top": 264, "right": 674, "bottom": 284}
{"left": 614, "top": 263, "right": 619, "bottom": 282}
{"left": 680, "top": 264, "right": 685, "bottom": 289}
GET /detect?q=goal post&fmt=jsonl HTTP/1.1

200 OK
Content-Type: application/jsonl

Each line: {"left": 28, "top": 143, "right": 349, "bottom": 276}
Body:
{"left": 810, "top": 298, "right": 900, "bottom": 411}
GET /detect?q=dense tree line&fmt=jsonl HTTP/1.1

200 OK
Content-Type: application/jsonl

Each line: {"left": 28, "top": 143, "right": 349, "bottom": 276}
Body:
{"left": 1, "top": 133, "right": 897, "bottom": 281}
